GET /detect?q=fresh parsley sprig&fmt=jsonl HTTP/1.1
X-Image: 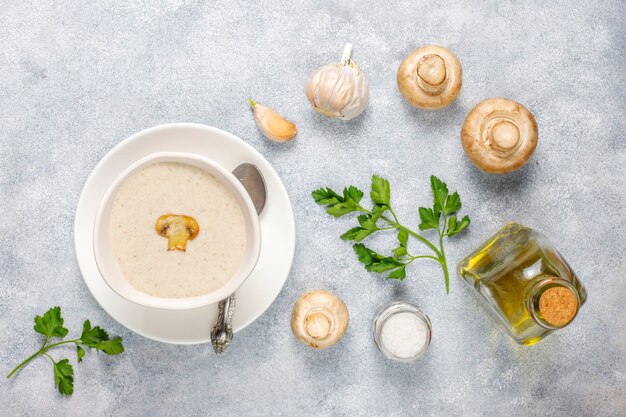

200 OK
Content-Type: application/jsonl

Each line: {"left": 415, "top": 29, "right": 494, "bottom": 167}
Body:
{"left": 6, "top": 306, "right": 124, "bottom": 395}
{"left": 312, "top": 175, "right": 470, "bottom": 293}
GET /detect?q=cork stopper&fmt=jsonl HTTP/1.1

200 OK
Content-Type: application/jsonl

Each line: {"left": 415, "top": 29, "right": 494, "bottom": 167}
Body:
{"left": 539, "top": 286, "right": 578, "bottom": 327}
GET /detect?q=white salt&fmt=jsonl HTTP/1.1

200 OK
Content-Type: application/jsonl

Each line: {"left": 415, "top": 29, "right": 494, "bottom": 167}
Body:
{"left": 381, "top": 312, "right": 429, "bottom": 359}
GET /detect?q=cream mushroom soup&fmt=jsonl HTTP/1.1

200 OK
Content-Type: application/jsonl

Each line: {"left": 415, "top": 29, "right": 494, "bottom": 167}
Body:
{"left": 109, "top": 162, "right": 247, "bottom": 298}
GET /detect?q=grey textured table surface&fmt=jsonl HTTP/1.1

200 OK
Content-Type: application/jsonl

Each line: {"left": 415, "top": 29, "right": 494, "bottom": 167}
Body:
{"left": 1, "top": 1, "right": 625, "bottom": 416}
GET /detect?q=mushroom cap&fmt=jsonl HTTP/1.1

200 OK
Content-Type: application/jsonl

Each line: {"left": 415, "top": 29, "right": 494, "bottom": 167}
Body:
{"left": 397, "top": 45, "right": 462, "bottom": 109}
{"left": 155, "top": 213, "right": 200, "bottom": 251}
{"left": 461, "top": 98, "right": 538, "bottom": 174}
{"left": 291, "top": 289, "right": 349, "bottom": 349}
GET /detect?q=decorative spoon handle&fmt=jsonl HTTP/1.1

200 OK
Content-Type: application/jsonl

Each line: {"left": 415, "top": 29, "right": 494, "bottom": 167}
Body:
{"left": 210, "top": 163, "right": 265, "bottom": 354}
{"left": 211, "top": 293, "right": 235, "bottom": 354}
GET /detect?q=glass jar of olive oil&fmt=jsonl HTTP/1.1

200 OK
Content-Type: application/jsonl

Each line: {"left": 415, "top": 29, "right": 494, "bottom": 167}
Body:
{"left": 458, "top": 223, "right": 587, "bottom": 345}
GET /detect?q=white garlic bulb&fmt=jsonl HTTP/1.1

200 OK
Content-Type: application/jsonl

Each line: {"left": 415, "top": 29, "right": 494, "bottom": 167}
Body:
{"left": 305, "top": 43, "right": 369, "bottom": 121}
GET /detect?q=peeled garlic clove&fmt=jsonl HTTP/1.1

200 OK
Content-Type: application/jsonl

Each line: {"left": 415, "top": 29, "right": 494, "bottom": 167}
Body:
{"left": 250, "top": 99, "right": 297, "bottom": 142}
{"left": 305, "top": 43, "right": 369, "bottom": 121}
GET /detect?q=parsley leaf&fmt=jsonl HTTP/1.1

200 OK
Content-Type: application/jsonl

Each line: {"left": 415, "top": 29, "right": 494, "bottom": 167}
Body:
{"left": 313, "top": 186, "right": 363, "bottom": 217}
{"left": 387, "top": 265, "right": 407, "bottom": 280}
{"left": 343, "top": 186, "right": 363, "bottom": 204}
{"left": 444, "top": 192, "right": 461, "bottom": 215}
{"left": 94, "top": 339, "right": 125, "bottom": 355}
{"left": 312, "top": 188, "right": 343, "bottom": 205}
{"left": 430, "top": 175, "right": 448, "bottom": 214}
{"left": 7, "top": 307, "right": 125, "bottom": 396}
{"left": 370, "top": 175, "right": 390, "bottom": 206}
{"left": 447, "top": 215, "right": 471, "bottom": 237}
{"left": 33, "top": 306, "right": 69, "bottom": 339}
{"left": 393, "top": 230, "right": 409, "bottom": 257}
{"left": 353, "top": 244, "right": 406, "bottom": 277}
{"left": 341, "top": 212, "right": 382, "bottom": 242}
{"left": 313, "top": 175, "right": 471, "bottom": 293}
{"left": 325, "top": 201, "right": 358, "bottom": 217}
{"left": 53, "top": 359, "right": 74, "bottom": 396}
{"left": 76, "top": 346, "right": 85, "bottom": 363}
{"left": 418, "top": 207, "right": 439, "bottom": 230}
{"left": 397, "top": 230, "right": 409, "bottom": 247}
{"left": 80, "top": 320, "right": 125, "bottom": 355}
{"left": 79, "top": 320, "right": 109, "bottom": 347}
{"left": 341, "top": 227, "right": 373, "bottom": 242}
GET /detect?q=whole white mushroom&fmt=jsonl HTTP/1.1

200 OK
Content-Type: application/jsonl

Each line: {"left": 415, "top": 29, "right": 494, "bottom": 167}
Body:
{"left": 291, "top": 289, "right": 349, "bottom": 349}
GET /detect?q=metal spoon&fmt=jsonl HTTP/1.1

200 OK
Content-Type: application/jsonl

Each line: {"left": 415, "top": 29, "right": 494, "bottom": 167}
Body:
{"left": 210, "top": 163, "right": 266, "bottom": 354}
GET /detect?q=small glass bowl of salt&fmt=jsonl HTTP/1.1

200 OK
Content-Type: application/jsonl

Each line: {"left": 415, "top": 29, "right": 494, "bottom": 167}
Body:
{"left": 373, "top": 301, "right": 432, "bottom": 363}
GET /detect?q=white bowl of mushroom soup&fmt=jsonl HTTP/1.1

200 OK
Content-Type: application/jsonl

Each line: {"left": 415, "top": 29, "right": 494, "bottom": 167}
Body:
{"left": 93, "top": 152, "right": 261, "bottom": 310}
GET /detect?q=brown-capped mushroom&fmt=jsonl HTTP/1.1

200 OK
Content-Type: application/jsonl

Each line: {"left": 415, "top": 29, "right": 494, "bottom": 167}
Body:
{"left": 155, "top": 214, "right": 199, "bottom": 251}
{"left": 397, "top": 45, "right": 462, "bottom": 109}
{"left": 291, "top": 290, "right": 349, "bottom": 349}
{"left": 461, "top": 98, "right": 538, "bottom": 174}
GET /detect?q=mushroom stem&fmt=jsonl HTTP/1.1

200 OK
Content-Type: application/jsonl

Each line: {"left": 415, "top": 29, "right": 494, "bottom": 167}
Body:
{"left": 341, "top": 43, "right": 353, "bottom": 65}
{"left": 488, "top": 120, "right": 521, "bottom": 153}
{"left": 416, "top": 54, "right": 448, "bottom": 95}
{"left": 305, "top": 309, "right": 333, "bottom": 340}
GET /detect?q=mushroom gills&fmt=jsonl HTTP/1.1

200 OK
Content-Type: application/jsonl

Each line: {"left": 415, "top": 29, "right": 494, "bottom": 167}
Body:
{"left": 155, "top": 214, "right": 200, "bottom": 251}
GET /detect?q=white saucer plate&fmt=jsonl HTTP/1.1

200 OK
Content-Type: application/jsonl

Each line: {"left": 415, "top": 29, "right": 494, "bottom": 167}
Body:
{"left": 74, "top": 123, "right": 296, "bottom": 344}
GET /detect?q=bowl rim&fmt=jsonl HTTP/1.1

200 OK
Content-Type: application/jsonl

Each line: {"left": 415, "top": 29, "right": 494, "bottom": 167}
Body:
{"left": 92, "top": 151, "right": 262, "bottom": 310}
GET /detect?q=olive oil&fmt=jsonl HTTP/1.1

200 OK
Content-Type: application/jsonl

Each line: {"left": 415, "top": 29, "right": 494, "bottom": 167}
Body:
{"left": 458, "top": 223, "right": 586, "bottom": 345}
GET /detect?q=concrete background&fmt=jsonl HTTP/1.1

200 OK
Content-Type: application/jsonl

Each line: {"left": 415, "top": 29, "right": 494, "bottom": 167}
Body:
{"left": 1, "top": 1, "right": 625, "bottom": 416}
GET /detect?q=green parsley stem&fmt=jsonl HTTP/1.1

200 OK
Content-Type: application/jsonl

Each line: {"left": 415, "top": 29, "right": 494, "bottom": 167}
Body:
{"left": 442, "top": 261, "right": 450, "bottom": 294}
{"left": 357, "top": 206, "right": 441, "bottom": 255}
{"left": 43, "top": 340, "right": 80, "bottom": 350}
{"left": 381, "top": 216, "right": 442, "bottom": 257}
{"left": 362, "top": 204, "right": 452, "bottom": 292}
{"left": 6, "top": 339, "right": 80, "bottom": 379}
{"left": 388, "top": 207, "right": 400, "bottom": 223}
{"left": 42, "top": 353, "right": 56, "bottom": 364}
{"left": 407, "top": 255, "right": 440, "bottom": 262}
{"left": 439, "top": 216, "right": 450, "bottom": 293}
{"left": 6, "top": 350, "right": 43, "bottom": 379}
